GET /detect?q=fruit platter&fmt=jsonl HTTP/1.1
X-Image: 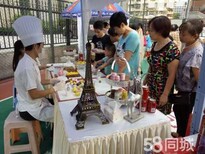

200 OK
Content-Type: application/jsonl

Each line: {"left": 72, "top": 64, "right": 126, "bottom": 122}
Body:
{"left": 57, "top": 78, "right": 84, "bottom": 101}
{"left": 66, "top": 78, "right": 84, "bottom": 96}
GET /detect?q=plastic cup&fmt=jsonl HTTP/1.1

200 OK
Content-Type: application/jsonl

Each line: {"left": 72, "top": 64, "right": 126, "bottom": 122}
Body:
{"left": 79, "top": 53, "right": 83, "bottom": 61}
{"left": 91, "top": 52, "right": 95, "bottom": 61}
{"left": 118, "top": 73, "right": 126, "bottom": 81}
{"left": 74, "top": 54, "right": 78, "bottom": 61}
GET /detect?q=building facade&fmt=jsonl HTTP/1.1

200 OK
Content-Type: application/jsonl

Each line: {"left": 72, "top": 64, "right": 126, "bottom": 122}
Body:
{"left": 128, "top": 0, "right": 188, "bottom": 19}
{"left": 191, "top": 0, "right": 205, "bottom": 11}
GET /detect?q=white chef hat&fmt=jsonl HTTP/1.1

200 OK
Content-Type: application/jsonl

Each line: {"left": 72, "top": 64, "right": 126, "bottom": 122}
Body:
{"left": 12, "top": 16, "right": 44, "bottom": 47}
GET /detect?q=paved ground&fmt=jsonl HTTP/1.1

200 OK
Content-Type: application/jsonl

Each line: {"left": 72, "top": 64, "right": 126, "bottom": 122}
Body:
{"left": 0, "top": 70, "right": 45, "bottom": 100}
{"left": 0, "top": 78, "right": 13, "bottom": 101}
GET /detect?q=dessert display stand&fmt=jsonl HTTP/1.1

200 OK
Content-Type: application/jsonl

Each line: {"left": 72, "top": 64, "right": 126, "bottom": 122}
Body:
{"left": 105, "top": 58, "right": 144, "bottom": 123}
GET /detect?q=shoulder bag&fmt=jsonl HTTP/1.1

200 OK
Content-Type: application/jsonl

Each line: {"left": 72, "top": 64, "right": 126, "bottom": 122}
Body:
{"left": 168, "top": 84, "right": 196, "bottom": 105}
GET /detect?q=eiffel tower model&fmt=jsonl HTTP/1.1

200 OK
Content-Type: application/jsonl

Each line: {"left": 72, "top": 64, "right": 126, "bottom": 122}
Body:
{"left": 70, "top": 42, "right": 109, "bottom": 130}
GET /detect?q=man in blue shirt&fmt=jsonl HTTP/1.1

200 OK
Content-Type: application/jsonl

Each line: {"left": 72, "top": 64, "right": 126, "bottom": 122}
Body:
{"left": 109, "top": 12, "right": 140, "bottom": 79}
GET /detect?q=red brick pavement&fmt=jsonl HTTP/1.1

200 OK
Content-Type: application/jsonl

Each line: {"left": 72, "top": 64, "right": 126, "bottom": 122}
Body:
{"left": 0, "top": 70, "right": 46, "bottom": 101}
{"left": 0, "top": 78, "right": 14, "bottom": 100}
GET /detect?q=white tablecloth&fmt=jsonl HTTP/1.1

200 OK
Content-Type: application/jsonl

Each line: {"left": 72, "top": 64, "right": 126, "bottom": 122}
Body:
{"left": 52, "top": 96, "right": 171, "bottom": 154}
{"left": 78, "top": 69, "right": 105, "bottom": 79}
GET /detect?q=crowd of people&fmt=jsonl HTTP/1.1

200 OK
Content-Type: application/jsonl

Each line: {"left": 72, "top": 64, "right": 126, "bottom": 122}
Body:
{"left": 91, "top": 13, "right": 204, "bottom": 138}
{"left": 11, "top": 11, "right": 204, "bottom": 142}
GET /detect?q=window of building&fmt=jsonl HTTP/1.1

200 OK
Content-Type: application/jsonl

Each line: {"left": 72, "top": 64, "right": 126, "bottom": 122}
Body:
{"left": 135, "top": 4, "right": 141, "bottom": 9}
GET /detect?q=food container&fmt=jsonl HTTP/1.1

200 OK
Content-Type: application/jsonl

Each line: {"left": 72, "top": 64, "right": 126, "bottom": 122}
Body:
{"left": 105, "top": 88, "right": 137, "bottom": 107}
{"left": 105, "top": 89, "right": 128, "bottom": 106}
{"left": 63, "top": 50, "right": 75, "bottom": 56}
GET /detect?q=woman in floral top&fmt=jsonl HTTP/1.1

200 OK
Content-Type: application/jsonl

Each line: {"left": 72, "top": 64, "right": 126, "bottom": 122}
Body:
{"left": 146, "top": 16, "right": 180, "bottom": 114}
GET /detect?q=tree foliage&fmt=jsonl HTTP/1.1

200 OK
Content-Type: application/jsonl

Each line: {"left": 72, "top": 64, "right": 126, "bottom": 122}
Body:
{"left": 173, "top": 13, "right": 180, "bottom": 19}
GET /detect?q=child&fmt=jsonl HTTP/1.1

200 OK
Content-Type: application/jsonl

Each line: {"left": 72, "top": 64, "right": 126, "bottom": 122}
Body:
{"left": 108, "top": 27, "right": 120, "bottom": 48}
{"left": 145, "top": 30, "right": 152, "bottom": 58}
{"left": 93, "top": 43, "right": 116, "bottom": 75}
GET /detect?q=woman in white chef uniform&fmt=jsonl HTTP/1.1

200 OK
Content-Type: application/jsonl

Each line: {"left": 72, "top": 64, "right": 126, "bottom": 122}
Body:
{"left": 12, "top": 16, "right": 65, "bottom": 122}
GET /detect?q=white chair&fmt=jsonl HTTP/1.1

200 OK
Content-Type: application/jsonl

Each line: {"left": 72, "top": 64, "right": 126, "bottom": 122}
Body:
{"left": 4, "top": 111, "right": 43, "bottom": 154}
{"left": 10, "top": 85, "right": 43, "bottom": 144}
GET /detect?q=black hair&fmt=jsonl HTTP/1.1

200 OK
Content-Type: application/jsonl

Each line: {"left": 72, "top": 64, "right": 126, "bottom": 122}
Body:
{"left": 103, "top": 21, "right": 109, "bottom": 28}
{"left": 108, "top": 28, "right": 118, "bottom": 37}
{"left": 105, "top": 43, "right": 116, "bottom": 57}
{"left": 25, "top": 43, "right": 42, "bottom": 51}
{"left": 130, "top": 24, "right": 137, "bottom": 30}
{"left": 169, "top": 35, "right": 174, "bottom": 41}
{"left": 171, "top": 24, "right": 178, "bottom": 31}
{"left": 136, "top": 23, "right": 143, "bottom": 31}
{"left": 93, "top": 20, "right": 104, "bottom": 30}
{"left": 179, "top": 19, "right": 204, "bottom": 36}
{"left": 110, "top": 12, "right": 127, "bottom": 28}
{"left": 12, "top": 40, "right": 24, "bottom": 71}
{"left": 148, "top": 16, "right": 171, "bottom": 38}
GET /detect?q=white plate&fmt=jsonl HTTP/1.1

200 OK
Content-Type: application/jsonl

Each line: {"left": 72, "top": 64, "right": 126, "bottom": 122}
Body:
{"left": 57, "top": 90, "right": 81, "bottom": 101}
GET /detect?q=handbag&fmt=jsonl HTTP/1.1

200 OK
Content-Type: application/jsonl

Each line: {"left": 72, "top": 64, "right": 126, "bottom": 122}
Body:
{"left": 168, "top": 92, "right": 193, "bottom": 105}
{"left": 168, "top": 83, "right": 196, "bottom": 105}
{"left": 168, "top": 60, "right": 197, "bottom": 105}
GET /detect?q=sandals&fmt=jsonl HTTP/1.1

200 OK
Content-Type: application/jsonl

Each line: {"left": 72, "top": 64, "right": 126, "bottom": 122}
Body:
{"left": 171, "top": 132, "right": 180, "bottom": 138}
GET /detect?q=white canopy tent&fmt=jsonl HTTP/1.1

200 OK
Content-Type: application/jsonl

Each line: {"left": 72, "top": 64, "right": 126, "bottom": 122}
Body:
{"left": 79, "top": 0, "right": 127, "bottom": 54}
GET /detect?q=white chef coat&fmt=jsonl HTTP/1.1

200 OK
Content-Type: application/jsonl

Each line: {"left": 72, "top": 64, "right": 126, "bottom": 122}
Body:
{"left": 14, "top": 54, "right": 53, "bottom": 122}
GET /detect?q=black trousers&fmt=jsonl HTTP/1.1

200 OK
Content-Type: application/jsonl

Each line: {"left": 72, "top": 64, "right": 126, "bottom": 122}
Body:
{"left": 173, "top": 92, "right": 196, "bottom": 137}
{"left": 19, "top": 98, "right": 54, "bottom": 121}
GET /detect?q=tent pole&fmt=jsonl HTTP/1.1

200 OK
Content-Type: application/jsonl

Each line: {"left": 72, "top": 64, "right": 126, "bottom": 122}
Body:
{"left": 80, "top": 0, "right": 86, "bottom": 55}
{"left": 48, "top": 0, "right": 55, "bottom": 63}
{"left": 66, "top": 19, "right": 70, "bottom": 46}
{"left": 185, "top": 0, "right": 192, "bottom": 21}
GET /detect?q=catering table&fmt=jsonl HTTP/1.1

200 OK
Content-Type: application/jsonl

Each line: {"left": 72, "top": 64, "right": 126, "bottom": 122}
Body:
{"left": 52, "top": 96, "right": 171, "bottom": 154}
{"left": 56, "top": 78, "right": 118, "bottom": 102}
